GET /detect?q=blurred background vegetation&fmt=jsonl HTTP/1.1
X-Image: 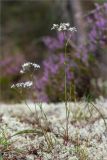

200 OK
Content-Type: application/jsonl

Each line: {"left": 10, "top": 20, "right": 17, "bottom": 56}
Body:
{"left": 0, "top": 0, "right": 107, "bottom": 102}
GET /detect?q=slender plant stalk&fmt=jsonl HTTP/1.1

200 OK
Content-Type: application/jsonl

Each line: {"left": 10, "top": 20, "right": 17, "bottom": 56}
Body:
{"left": 12, "top": 88, "right": 33, "bottom": 113}
{"left": 38, "top": 102, "right": 54, "bottom": 151}
{"left": 90, "top": 102, "right": 107, "bottom": 131}
{"left": 64, "top": 33, "right": 71, "bottom": 141}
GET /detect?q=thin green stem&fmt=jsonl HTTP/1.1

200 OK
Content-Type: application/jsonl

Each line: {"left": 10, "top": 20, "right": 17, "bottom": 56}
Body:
{"left": 12, "top": 88, "right": 33, "bottom": 113}
{"left": 64, "top": 32, "right": 71, "bottom": 141}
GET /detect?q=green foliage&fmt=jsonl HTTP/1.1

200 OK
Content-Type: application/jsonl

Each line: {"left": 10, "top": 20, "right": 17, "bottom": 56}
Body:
{"left": 0, "top": 128, "right": 11, "bottom": 150}
{"left": 88, "top": 53, "right": 95, "bottom": 62}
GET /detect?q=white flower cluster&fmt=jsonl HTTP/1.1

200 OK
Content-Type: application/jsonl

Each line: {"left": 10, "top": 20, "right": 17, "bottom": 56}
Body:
{"left": 51, "top": 23, "right": 77, "bottom": 32}
{"left": 11, "top": 81, "right": 33, "bottom": 88}
{"left": 20, "top": 62, "right": 40, "bottom": 74}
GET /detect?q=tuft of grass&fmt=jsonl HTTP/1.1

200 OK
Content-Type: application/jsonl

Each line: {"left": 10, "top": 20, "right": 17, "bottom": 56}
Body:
{"left": 0, "top": 128, "right": 11, "bottom": 150}
{"left": 75, "top": 145, "right": 88, "bottom": 160}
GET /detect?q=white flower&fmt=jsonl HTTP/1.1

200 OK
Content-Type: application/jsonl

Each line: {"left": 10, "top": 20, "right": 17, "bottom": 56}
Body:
{"left": 20, "top": 70, "right": 24, "bottom": 74}
{"left": 20, "top": 62, "right": 40, "bottom": 74}
{"left": 68, "top": 27, "right": 77, "bottom": 32}
{"left": 51, "top": 24, "right": 59, "bottom": 30}
{"left": 51, "top": 23, "right": 77, "bottom": 32}
{"left": 11, "top": 81, "right": 33, "bottom": 88}
{"left": 65, "top": 23, "right": 70, "bottom": 27}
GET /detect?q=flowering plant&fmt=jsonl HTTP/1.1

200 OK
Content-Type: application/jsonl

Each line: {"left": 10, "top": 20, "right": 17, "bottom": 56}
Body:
{"left": 35, "top": 23, "right": 78, "bottom": 102}
{"left": 11, "top": 81, "right": 33, "bottom": 89}
{"left": 10, "top": 62, "right": 40, "bottom": 102}
{"left": 51, "top": 23, "right": 77, "bottom": 32}
{"left": 36, "top": 3, "right": 107, "bottom": 102}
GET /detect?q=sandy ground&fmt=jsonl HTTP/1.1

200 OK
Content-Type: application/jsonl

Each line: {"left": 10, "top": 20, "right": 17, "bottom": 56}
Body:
{"left": 0, "top": 100, "right": 107, "bottom": 160}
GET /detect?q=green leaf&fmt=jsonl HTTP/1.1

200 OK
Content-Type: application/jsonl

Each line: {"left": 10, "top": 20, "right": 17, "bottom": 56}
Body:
{"left": 12, "top": 129, "right": 43, "bottom": 137}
